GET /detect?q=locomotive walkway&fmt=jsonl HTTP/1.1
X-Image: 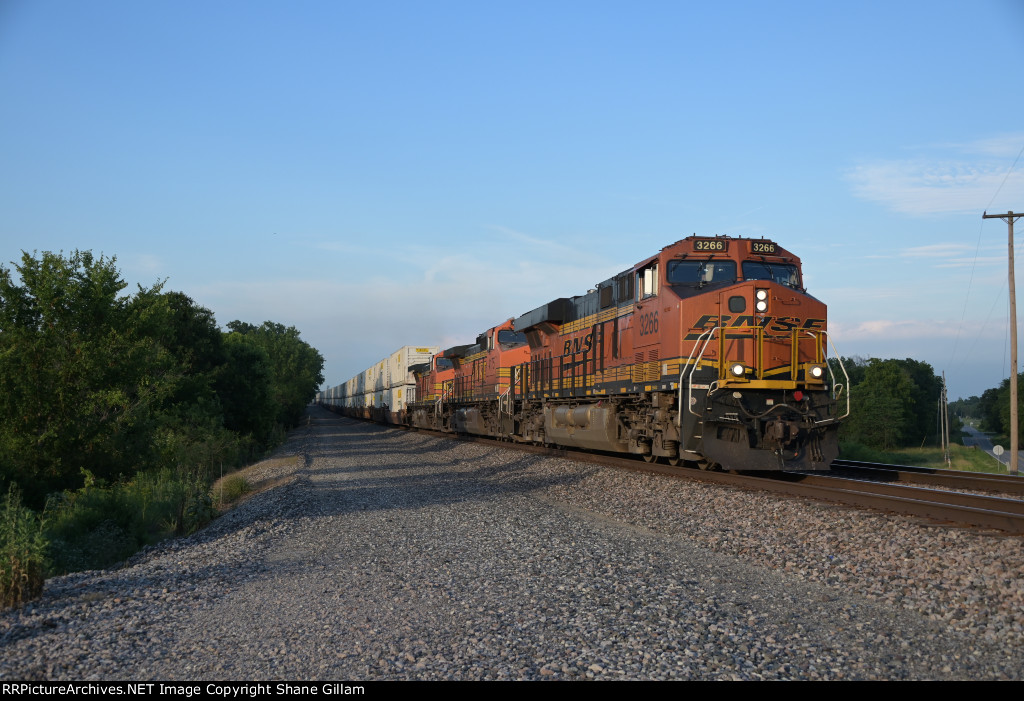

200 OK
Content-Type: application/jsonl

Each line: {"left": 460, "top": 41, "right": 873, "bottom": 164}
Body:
{"left": 2, "top": 407, "right": 1023, "bottom": 680}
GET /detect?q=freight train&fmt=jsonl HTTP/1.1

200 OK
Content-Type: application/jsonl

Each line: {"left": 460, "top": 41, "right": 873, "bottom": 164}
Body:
{"left": 318, "top": 235, "right": 849, "bottom": 470}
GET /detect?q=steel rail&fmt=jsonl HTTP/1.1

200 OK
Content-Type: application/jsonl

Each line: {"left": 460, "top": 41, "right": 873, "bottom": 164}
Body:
{"left": 338, "top": 414, "right": 1024, "bottom": 535}
{"left": 828, "top": 459, "right": 1024, "bottom": 496}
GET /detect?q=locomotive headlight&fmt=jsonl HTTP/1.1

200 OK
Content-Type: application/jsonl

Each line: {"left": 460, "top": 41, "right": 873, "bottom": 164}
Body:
{"left": 810, "top": 365, "right": 824, "bottom": 378}
{"left": 755, "top": 289, "right": 768, "bottom": 312}
{"left": 730, "top": 363, "right": 746, "bottom": 377}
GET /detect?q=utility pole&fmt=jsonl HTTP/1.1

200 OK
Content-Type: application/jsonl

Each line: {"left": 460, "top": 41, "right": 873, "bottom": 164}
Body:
{"left": 983, "top": 210, "right": 1023, "bottom": 476}
{"left": 941, "top": 371, "right": 951, "bottom": 468}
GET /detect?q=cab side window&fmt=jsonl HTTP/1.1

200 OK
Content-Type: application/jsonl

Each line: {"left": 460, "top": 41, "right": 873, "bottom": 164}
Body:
{"left": 637, "top": 263, "right": 658, "bottom": 299}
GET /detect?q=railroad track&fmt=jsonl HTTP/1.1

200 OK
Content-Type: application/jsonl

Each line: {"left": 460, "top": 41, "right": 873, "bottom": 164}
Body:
{"left": 625, "top": 456, "right": 1024, "bottom": 536}
{"left": 827, "top": 459, "right": 1024, "bottom": 496}
{"left": 769, "top": 467, "right": 1024, "bottom": 536}
{"left": 385, "top": 422, "right": 1024, "bottom": 536}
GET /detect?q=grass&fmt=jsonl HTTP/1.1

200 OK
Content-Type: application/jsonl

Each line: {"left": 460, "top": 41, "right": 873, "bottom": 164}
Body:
{"left": 0, "top": 469, "right": 223, "bottom": 606}
{"left": 214, "top": 475, "right": 252, "bottom": 507}
{"left": 211, "top": 455, "right": 299, "bottom": 510}
{"left": 43, "top": 468, "right": 218, "bottom": 575}
{"left": 0, "top": 487, "right": 48, "bottom": 608}
{"left": 839, "top": 441, "right": 1008, "bottom": 474}
{"left": 0, "top": 426, "right": 301, "bottom": 608}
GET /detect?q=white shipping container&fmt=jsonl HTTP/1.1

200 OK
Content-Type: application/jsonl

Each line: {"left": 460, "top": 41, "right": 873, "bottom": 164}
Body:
{"left": 334, "top": 344, "right": 438, "bottom": 414}
{"left": 385, "top": 384, "right": 416, "bottom": 412}
{"left": 387, "top": 346, "right": 440, "bottom": 390}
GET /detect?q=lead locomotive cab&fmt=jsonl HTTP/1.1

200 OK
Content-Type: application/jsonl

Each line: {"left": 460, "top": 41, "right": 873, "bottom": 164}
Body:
{"left": 512, "top": 235, "right": 849, "bottom": 471}
{"left": 669, "top": 236, "right": 848, "bottom": 469}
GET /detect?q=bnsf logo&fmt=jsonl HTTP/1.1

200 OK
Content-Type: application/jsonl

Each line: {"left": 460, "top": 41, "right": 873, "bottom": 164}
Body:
{"left": 562, "top": 333, "right": 594, "bottom": 355}
{"left": 638, "top": 311, "right": 659, "bottom": 336}
{"left": 687, "top": 314, "right": 825, "bottom": 338}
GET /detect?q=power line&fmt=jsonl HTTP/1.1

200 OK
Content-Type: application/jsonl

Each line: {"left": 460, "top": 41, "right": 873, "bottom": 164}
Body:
{"left": 986, "top": 141, "right": 1024, "bottom": 212}
{"left": 947, "top": 217, "right": 988, "bottom": 369}
{"left": 948, "top": 139, "right": 1024, "bottom": 370}
{"left": 954, "top": 279, "right": 1005, "bottom": 378}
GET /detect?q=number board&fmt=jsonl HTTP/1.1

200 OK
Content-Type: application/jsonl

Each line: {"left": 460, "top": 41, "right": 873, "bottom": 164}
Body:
{"left": 693, "top": 238, "right": 727, "bottom": 252}
{"left": 750, "top": 240, "right": 777, "bottom": 255}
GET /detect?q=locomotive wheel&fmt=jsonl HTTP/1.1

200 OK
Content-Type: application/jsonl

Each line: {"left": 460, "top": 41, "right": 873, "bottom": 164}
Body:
{"left": 698, "top": 459, "right": 720, "bottom": 471}
{"left": 667, "top": 457, "right": 682, "bottom": 467}
{"left": 642, "top": 454, "right": 657, "bottom": 464}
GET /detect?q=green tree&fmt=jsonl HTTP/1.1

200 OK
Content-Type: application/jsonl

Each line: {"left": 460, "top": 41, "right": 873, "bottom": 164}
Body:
{"left": 984, "top": 373, "right": 1024, "bottom": 440}
{"left": 899, "top": 358, "right": 941, "bottom": 445}
{"left": 950, "top": 395, "right": 981, "bottom": 422}
{"left": 829, "top": 355, "right": 867, "bottom": 390}
{"left": 0, "top": 250, "right": 327, "bottom": 506}
{"left": 0, "top": 251, "right": 171, "bottom": 504}
{"left": 218, "top": 334, "right": 276, "bottom": 441}
{"left": 978, "top": 385, "right": 1003, "bottom": 433}
{"left": 129, "top": 289, "right": 227, "bottom": 425}
{"left": 225, "top": 321, "right": 324, "bottom": 430}
{"left": 840, "top": 357, "right": 941, "bottom": 450}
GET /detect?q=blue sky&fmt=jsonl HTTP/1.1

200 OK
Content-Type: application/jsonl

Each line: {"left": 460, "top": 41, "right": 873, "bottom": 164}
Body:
{"left": 2, "top": 0, "right": 1023, "bottom": 400}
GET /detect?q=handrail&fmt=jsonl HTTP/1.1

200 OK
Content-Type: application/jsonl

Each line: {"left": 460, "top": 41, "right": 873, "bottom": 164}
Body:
{"left": 435, "top": 379, "right": 453, "bottom": 417}
{"left": 498, "top": 385, "right": 512, "bottom": 417}
{"left": 676, "top": 325, "right": 850, "bottom": 425}
{"left": 678, "top": 326, "right": 726, "bottom": 423}
{"left": 803, "top": 330, "right": 851, "bottom": 421}
{"left": 687, "top": 326, "right": 729, "bottom": 419}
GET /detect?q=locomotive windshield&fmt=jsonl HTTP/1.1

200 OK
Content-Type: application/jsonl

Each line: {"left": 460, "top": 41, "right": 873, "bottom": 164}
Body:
{"left": 666, "top": 260, "right": 737, "bottom": 286}
{"left": 497, "top": 329, "right": 527, "bottom": 348}
{"left": 742, "top": 262, "right": 800, "bottom": 288}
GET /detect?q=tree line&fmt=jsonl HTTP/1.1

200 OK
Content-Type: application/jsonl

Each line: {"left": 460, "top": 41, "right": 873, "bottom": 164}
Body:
{"left": 951, "top": 376, "right": 1024, "bottom": 439}
{"left": 0, "top": 250, "right": 324, "bottom": 508}
{"left": 830, "top": 356, "right": 946, "bottom": 451}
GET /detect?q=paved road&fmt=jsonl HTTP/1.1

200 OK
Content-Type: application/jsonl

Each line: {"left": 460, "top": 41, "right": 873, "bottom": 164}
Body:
{"left": 960, "top": 424, "right": 1021, "bottom": 469}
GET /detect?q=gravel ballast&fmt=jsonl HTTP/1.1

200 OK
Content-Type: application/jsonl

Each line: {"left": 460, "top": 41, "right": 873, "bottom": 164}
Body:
{"left": 2, "top": 406, "right": 1023, "bottom": 680}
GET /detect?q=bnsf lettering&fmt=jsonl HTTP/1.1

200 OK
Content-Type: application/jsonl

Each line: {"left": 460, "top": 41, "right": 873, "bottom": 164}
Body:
{"left": 769, "top": 316, "right": 799, "bottom": 333}
{"left": 694, "top": 314, "right": 731, "bottom": 330}
{"left": 729, "top": 315, "right": 772, "bottom": 328}
{"left": 562, "top": 332, "right": 594, "bottom": 355}
{"left": 693, "top": 314, "right": 719, "bottom": 330}
{"left": 639, "top": 311, "right": 659, "bottom": 336}
{"left": 689, "top": 315, "right": 826, "bottom": 336}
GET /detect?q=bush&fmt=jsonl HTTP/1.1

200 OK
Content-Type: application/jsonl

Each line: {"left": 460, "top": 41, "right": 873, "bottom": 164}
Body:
{"left": 44, "top": 468, "right": 217, "bottom": 574}
{"left": 837, "top": 441, "right": 908, "bottom": 464}
{"left": 216, "top": 475, "right": 252, "bottom": 506}
{"left": 0, "top": 487, "right": 48, "bottom": 608}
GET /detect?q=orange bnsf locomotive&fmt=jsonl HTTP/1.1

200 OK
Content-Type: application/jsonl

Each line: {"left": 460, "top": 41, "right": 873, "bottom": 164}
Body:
{"left": 338, "top": 235, "right": 848, "bottom": 470}
{"left": 407, "top": 318, "right": 530, "bottom": 436}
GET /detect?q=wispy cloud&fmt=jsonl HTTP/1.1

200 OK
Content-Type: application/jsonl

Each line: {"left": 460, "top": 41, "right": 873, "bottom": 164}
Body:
{"left": 850, "top": 242, "right": 1004, "bottom": 270}
{"left": 898, "top": 243, "right": 973, "bottom": 258}
{"left": 944, "top": 134, "right": 1024, "bottom": 159}
{"left": 192, "top": 229, "right": 625, "bottom": 384}
{"left": 830, "top": 318, "right": 1000, "bottom": 340}
{"left": 933, "top": 256, "right": 1005, "bottom": 269}
{"left": 847, "top": 134, "right": 1024, "bottom": 215}
{"left": 898, "top": 243, "right": 1006, "bottom": 269}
